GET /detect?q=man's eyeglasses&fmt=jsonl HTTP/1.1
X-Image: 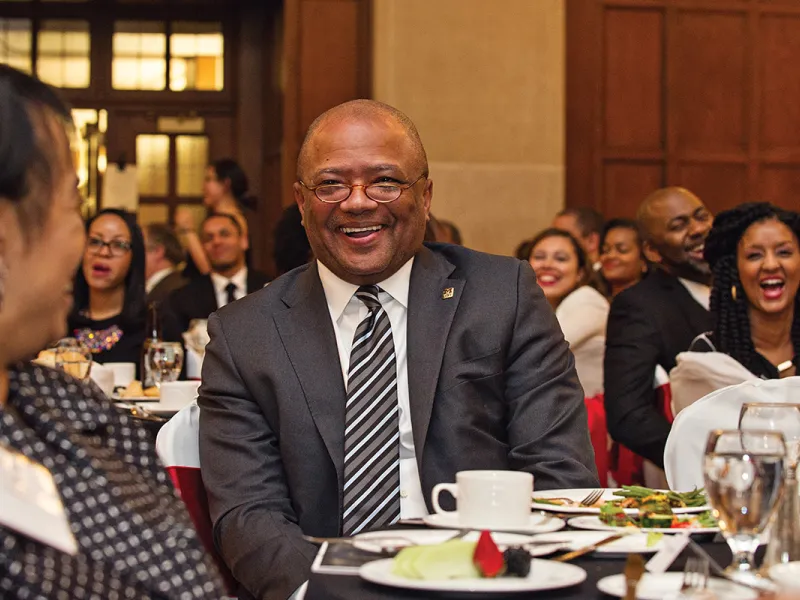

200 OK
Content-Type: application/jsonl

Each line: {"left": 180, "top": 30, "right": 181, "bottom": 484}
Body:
{"left": 298, "top": 173, "right": 427, "bottom": 204}
{"left": 86, "top": 237, "right": 132, "bottom": 257}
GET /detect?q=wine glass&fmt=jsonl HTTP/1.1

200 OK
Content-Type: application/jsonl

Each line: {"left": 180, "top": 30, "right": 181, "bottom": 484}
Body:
{"left": 52, "top": 337, "right": 92, "bottom": 380}
{"left": 704, "top": 429, "right": 786, "bottom": 581}
{"left": 739, "top": 403, "right": 800, "bottom": 567}
{"left": 146, "top": 341, "right": 184, "bottom": 388}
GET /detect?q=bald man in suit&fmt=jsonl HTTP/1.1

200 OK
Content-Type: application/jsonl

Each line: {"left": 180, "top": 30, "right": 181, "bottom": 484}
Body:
{"left": 198, "top": 100, "right": 598, "bottom": 600}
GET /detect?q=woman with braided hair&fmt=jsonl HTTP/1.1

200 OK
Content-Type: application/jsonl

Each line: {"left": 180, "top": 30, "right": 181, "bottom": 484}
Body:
{"left": 669, "top": 202, "right": 800, "bottom": 414}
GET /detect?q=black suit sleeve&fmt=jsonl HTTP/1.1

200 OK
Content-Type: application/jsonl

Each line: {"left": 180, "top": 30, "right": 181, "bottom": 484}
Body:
{"left": 198, "top": 313, "right": 316, "bottom": 600}
{"left": 604, "top": 290, "right": 672, "bottom": 467}
{"left": 505, "top": 262, "right": 600, "bottom": 488}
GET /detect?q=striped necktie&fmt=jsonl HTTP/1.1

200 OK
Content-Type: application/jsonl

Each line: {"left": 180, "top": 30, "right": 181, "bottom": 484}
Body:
{"left": 342, "top": 285, "right": 401, "bottom": 535}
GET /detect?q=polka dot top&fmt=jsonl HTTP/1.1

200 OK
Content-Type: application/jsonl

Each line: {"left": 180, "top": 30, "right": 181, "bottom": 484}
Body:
{"left": 0, "top": 363, "right": 227, "bottom": 599}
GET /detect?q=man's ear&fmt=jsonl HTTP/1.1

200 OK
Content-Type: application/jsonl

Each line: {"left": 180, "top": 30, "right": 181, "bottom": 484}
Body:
{"left": 293, "top": 182, "right": 307, "bottom": 226}
{"left": 643, "top": 240, "right": 662, "bottom": 264}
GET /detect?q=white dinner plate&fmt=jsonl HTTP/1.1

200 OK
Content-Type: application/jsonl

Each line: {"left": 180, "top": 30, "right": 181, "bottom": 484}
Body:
{"left": 769, "top": 561, "right": 800, "bottom": 590}
{"left": 597, "top": 572, "right": 758, "bottom": 599}
{"left": 353, "top": 529, "right": 536, "bottom": 554}
{"left": 423, "top": 512, "right": 565, "bottom": 534}
{"left": 524, "top": 530, "right": 667, "bottom": 557}
{"left": 360, "top": 557, "right": 586, "bottom": 594}
{"left": 134, "top": 403, "right": 178, "bottom": 416}
{"left": 568, "top": 515, "right": 719, "bottom": 534}
{"left": 532, "top": 488, "right": 710, "bottom": 515}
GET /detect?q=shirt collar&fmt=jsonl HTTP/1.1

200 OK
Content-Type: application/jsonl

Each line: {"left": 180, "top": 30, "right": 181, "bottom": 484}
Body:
{"left": 145, "top": 267, "right": 175, "bottom": 293}
{"left": 317, "top": 258, "right": 414, "bottom": 321}
{"left": 210, "top": 267, "right": 248, "bottom": 295}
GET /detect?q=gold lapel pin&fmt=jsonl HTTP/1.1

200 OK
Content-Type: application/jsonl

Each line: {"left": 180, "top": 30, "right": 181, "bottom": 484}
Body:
{"left": 442, "top": 287, "right": 454, "bottom": 299}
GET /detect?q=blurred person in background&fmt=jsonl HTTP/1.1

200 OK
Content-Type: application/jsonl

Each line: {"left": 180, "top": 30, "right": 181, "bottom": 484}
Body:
{"left": 0, "top": 65, "right": 226, "bottom": 599}
{"left": 599, "top": 218, "right": 649, "bottom": 298}
{"left": 144, "top": 222, "right": 188, "bottom": 305}
{"left": 528, "top": 228, "right": 609, "bottom": 397}
{"left": 552, "top": 206, "right": 605, "bottom": 270}
{"left": 175, "top": 158, "right": 255, "bottom": 278}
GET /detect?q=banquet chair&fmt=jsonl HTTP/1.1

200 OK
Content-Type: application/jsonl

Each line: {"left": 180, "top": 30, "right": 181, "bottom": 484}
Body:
{"left": 664, "top": 376, "right": 800, "bottom": 491}
{"left": 156, "top": 402, "right": 238, "bottom": 594}
{"left": 584, "top": 394, "right": 609, "bottom": 486}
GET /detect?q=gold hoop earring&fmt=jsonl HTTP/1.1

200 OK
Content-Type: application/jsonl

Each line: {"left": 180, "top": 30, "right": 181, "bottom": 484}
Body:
{"left": 731, "top": 285, "right": 737, "bottom": 301}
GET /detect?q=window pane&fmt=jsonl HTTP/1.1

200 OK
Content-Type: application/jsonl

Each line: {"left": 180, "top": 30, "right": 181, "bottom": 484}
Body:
{"left": 0, "top": 19, "right": 32, "bottom": 74}
{"left": 36, "top": 20, "right": 90, "bottom": 89}
{"left": 176, "top": 135, "right": 208, "bottom": 197}
{"left": 138, "top": 204, "right": 170, "bottom": 228}
{"left": 176, "top": 203, "right": 205, "bottom": 229}
{"left": 112, "top": 21, "right": 167, "bottom": 90}
{"left": 169, "top": 22, "right": 223, "bottom": 91}
{"left": 136, "top": 134, "right": 169, "bottom": 196}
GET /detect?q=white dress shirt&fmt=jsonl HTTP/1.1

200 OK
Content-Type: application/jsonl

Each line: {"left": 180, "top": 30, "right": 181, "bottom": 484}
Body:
{"left": 678, "top": 278, "right": 711, "bottom": 311}
{"left": 317, "top": 258, "right": 427, "bottom": 519}
{"left": 210, "top": 267, "right": 248, "bottom": 309}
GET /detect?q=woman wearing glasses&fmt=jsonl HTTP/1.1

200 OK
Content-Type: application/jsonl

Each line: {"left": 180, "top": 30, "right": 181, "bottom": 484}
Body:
{"left": 68, "top": 209, "right": 180, "bottom": 373}
{"left": 0, "top": 66, "right": 226, "bottom": 598}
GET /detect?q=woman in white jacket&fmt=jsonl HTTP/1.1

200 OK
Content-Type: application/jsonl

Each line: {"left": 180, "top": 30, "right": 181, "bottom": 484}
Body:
{"left": 528, "top": 228, "right": 609, "bottom": 397}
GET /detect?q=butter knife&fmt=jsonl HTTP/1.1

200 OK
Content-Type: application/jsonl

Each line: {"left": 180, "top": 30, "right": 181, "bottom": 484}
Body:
{"left": 552, "top": 533, "right": 625, "bottom": 562}
{"left": 623, "top": 554, "right": 645, "bottom": 600}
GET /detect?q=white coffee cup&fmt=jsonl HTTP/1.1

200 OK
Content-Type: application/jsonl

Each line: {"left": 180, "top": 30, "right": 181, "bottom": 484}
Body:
{"left": 103, "top": 362, "right": 136, "bottom": 388}
{"left": 158, "top": 380, "right": 201, "bottom": 411}
{"left": 431, "top": 470, "right": 534, "bottom": 530}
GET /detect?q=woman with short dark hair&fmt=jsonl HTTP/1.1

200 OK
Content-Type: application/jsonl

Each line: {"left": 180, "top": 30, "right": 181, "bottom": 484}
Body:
{"left": 0, "top": 65, "right": 226, "bottom": 598}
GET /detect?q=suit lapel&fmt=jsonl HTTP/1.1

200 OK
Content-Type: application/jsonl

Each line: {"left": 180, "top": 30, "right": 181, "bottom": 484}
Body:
{"left": 406, "top": 247, "right": 463, "bottom": 466}
{"left": 272, "top": 264, "right": 347, "bottom": 483}
{"left": 656, "top": 269, "right": 711, "bottom": 332}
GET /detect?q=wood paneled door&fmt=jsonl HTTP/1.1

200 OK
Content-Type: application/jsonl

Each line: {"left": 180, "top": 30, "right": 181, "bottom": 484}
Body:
{"left": 567, "top": 0, "right": 800, "bottom": 218}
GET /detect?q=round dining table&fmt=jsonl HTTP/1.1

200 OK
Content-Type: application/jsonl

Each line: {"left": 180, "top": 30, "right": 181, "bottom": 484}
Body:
{"left": 304, "top": 534, "right": 745, "bottom": 599}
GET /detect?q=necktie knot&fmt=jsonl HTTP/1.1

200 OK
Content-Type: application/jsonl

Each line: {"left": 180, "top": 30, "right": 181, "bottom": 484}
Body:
{"left": 355, "top": 285, "right": 382, "bottom": 311}
{"left": 225, "top": 282, "right": 237, "bottom": 305}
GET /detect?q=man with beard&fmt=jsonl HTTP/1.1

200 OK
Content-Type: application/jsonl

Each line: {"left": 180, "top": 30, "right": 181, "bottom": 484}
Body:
{"left": 169, "top": 213, "right": 269, "bottom": 332}
{"left": 604, "top": 187, "right": 713, "bottom": 473}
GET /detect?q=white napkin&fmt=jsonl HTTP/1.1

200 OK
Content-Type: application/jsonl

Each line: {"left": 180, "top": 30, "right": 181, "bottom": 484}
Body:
{"left": 89, "top": 362, "right": 115, "bottom": 397}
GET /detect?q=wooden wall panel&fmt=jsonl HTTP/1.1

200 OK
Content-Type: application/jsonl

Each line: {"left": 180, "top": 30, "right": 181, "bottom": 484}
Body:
{"left": 567, "top": 0, "right": 800, "bottom": 220}
{"left": 672, "top": 11, "right": 747, "bottom": 153}
{"left": 759, "top": 167, "right": 800, "bottom": 210}
{"left": 603, "top": 162, "right": 664, "bottom": 217}
{"left": 282, "top": 0, "right": 372, "bottom": 206}
{"left": 760, "top": 15, "right": 800, "bottom": 152}
{"left": 676, "top": 163, "right": 747, "bottom": 214}
{"left": 603, "top": 9, "right": 663, "bottom": 150}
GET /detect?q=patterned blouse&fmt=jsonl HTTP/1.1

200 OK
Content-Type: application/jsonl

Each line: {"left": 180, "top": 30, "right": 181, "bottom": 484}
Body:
{"left": 0, "top": 364, "right": 227, "bottom": 599}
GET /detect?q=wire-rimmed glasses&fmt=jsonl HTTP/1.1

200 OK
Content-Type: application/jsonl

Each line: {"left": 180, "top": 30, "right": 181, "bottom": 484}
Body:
{"left": 703, "top": 429, "right": 786, "bottom": 580}
{"left": 298, "top": 173, "right": 427, "bottom": 204}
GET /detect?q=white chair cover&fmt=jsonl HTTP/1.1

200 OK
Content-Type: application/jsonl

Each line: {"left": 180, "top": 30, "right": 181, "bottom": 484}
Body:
{"left": 669, "top": 351, "right": 758, "bottom": 417}
{"left": 664, "top": 376, "right": 800, "bottom": 491}
{"left": 155, "top": 401, "right": 200, "bottom": 469}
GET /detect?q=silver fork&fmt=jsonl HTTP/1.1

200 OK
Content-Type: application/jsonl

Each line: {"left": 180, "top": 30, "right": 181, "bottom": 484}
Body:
{"left": 680, "top": 557, "right": 709, "bottom": 596}
{"left": 579, "top": 488, "right": 604, "bottom": 507}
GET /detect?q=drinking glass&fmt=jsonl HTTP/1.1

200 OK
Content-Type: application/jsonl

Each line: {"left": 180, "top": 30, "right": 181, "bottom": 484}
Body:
{"left": 52, "top": 338, "right": 92, "bottom": 380}
{"left": 703, "top": 429, "right": 786, "bottom": 580}
{"left": 146, "top": 341, "right": 184, "bottom": 387}
{"left": 739, "top": 403, "right": 800, "bottom": 567}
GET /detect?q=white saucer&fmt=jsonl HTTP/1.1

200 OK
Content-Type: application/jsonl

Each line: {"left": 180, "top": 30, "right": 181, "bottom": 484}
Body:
{"left": 597, "top": 572, "right": 758, "bottom": 599}
{"left": 422, "top": 512, "right": 565, "bottom": 534}
{"left": 769, "top": 561, "right": 800, "bottom": 590}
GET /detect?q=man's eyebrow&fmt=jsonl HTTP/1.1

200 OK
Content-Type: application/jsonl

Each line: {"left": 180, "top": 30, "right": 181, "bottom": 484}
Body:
{"left": 313, "top": 164, "right": 403, "bottom": 177}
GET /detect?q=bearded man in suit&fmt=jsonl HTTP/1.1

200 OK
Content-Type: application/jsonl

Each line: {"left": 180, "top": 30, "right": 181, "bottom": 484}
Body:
{"left": 198, "top": 99, "right": 598, "bottom": 600}
{"left": 604, "top": 187, "right": 714, "bottom": 471}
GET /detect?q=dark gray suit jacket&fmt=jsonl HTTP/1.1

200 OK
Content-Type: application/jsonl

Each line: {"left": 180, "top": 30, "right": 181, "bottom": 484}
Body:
{"left": 198, "top": 243, "right": 598, "bottom": 600}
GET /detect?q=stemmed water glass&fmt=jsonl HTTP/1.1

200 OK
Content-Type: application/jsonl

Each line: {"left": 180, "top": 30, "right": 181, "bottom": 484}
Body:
{"left": 739, "top": 403, "right": 800, "bottom": 567}
{"left": 52, "top": 337, "right": 92, "bottom": 381}
{"left": 703, "top": 429, "right": 786, "bottom": 581}
{"left": 146, "top": 341, "right": 184, "bottom": 388}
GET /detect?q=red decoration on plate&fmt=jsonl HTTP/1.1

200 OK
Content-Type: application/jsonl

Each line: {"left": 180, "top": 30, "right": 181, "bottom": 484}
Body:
{"left": 473, "top": 530, "right": 504, "bottom": 578}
